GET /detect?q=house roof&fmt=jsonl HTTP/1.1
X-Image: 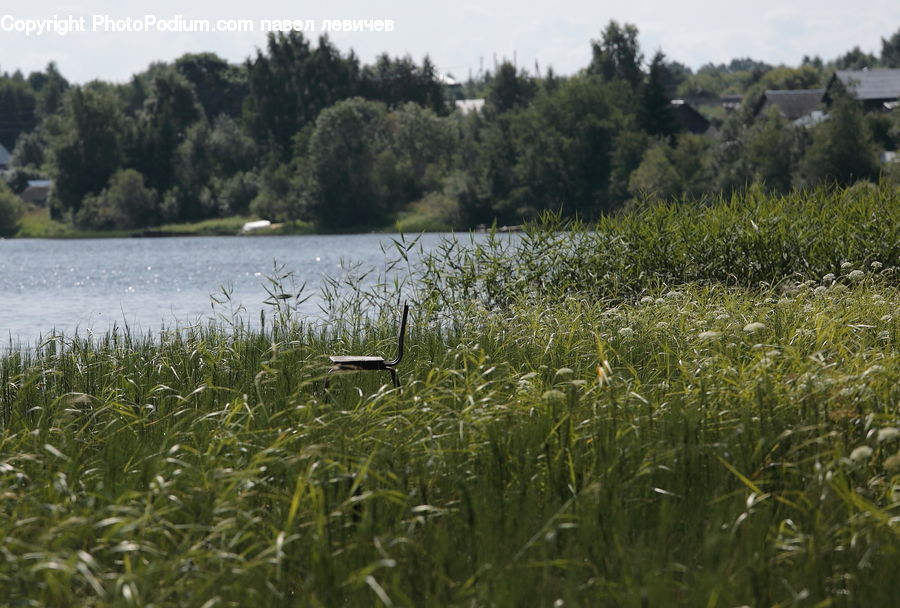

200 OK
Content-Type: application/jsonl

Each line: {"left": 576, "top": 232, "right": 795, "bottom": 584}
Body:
{"left": 832, "top": 69, "right": 900, "bottom": 102}
{"left": 20, "top": 184, "right": 51, "bottom": 204}
{"left": 0, "top": 143, "right": 10, "bottom": 166}
{"left": 756, "top": 89, "right": 825, "bottom": 120}
{"left": 671, "top": 100, "right": 713, "bottom": 136}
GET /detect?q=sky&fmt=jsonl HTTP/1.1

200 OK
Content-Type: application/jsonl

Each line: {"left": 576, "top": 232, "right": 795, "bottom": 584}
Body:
{"left": 0, "top": 1, "right": 898, "bottom": 83}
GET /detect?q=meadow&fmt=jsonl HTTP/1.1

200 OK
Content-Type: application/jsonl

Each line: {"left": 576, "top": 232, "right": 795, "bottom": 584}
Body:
{"left": 1, "top": 184, "right": 898, "bottom": 606}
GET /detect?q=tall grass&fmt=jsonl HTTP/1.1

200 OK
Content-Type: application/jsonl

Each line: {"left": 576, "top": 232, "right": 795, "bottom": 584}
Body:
{"left": 1, "top": 185, "right": 898, "bottom": 606}
{"left": 416, "top": 183, "right": 899, "bottom": 312}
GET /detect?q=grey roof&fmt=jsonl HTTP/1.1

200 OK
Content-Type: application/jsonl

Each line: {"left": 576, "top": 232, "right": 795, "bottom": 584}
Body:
{"left": 756, "top": 89, "right": 825, "bottom": 120}
{"left": 833, "top": 69, "right": 900, "bottom": 101}
{"left": 0, "top": 143, "right": 10, "bottom": 166}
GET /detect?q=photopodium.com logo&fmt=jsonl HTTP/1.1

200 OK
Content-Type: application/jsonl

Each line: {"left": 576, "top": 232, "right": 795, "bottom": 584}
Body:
{"left": 0, "top": 14, "right": 395, "bottom": 36}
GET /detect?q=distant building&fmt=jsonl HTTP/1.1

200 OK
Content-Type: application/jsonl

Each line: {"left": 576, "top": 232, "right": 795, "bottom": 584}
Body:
{"left": 19, "top": 179, "right": 52, "bottom": 205}
{"left": 754, "top": 89, "right": 825, "bottom": 122}
{"left": 455, "top": 98, "right": 485, "bottom": 115}
{"left": 720, "top": 94, "right": 743, "bottom": 112}
{"left": 0, "top": 143, "right": 10, "bottom": 170}
{"left": 670, "top": 100, "right": 715, "bottom": 136}
{"left": 827, "top": 69, "right": 900, "bottom": 110}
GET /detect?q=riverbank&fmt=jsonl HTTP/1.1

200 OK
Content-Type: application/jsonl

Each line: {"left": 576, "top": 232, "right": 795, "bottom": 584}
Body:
{"left": 14, "top": 205, "right": 316, "bottom": 238}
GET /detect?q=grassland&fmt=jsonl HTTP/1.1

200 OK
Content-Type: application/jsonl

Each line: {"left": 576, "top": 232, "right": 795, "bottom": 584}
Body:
{"left": 1, "top": 185, "right": 898, "bottom": 606}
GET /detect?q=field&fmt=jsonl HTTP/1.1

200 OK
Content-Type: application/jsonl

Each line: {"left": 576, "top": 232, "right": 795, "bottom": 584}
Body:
{"left": 1, "top": 185, "right": 899, "bottom": 606}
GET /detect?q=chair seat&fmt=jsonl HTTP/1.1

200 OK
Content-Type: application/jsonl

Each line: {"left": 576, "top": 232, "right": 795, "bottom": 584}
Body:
{"left": 329, "top": 355, "right": 388, "bottom": 370}
{"left": 323, "top": 303, "right": 408, "bottom": 390}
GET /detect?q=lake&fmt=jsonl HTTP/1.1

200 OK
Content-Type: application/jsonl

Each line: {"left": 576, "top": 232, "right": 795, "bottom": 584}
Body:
{"left": 0, "top": 233, "right": 465, "bottom": 347}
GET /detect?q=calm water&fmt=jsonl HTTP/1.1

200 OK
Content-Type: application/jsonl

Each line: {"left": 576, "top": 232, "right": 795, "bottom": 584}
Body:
{"left": 0, "top": 233, "right": 461, "bottom": 347}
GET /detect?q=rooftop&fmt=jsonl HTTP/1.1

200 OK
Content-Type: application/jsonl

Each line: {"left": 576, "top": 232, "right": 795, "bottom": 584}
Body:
{"left": 833, "top": 69, "right": 900, "bottom": 101}
{"left": 756, "top": 89, "right": 825, "bottom": 120}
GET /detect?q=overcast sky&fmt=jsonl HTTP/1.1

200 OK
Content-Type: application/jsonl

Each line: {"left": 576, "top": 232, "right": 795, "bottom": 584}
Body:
{"left": 1, "top": 1, "right": 897, "bottom": 83}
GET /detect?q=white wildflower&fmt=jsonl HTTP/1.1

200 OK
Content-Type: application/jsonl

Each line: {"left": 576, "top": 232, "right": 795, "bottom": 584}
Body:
{"left": 885, "top": 453, "right": 900, "bottom": 471}
{"left": 542, "top": 390, "right": 566, "bottom": 403}
{"left": 618, "top": 327, "right": 634, "bottom": 338}
{"left": 840, "top": 262, "right": 853, "bottom": 270}
{"left": 850, "top": 446, "right": 873, "bottom": 462}
{"left": 848, "top": 270, "right": 865, "bottom": 282}
{"left": 877, "top": 428, "right": 900, "bottom": 443}
{"left": 822, "top": 273, "right": 835, "bottom": 283}
{"left": 743, "top": 322, "right": 766, "bottom": 333}
{"left": 640, "top": 296, "right": 654, "bottom": 305}
{"left": 871, "top": 261, "right": 883, "bottom": 270}
{"left": 698, "top": 331, "right": 722, "bottom": 341}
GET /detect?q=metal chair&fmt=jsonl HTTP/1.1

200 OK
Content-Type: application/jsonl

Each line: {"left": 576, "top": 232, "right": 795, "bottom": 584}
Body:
{"left": 325, "top": 302, "right": 409, "bottom": 390}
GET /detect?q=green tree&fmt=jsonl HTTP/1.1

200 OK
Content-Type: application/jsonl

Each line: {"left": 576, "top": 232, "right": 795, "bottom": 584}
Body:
{"left": 387, "top": 102, "right": 458, "bottom": 197}
{"left": 589, "top": 21, "right": 644, "bottom": 89}
{"left": 132, "top": 70, "right": 203, "bottom": 195}
{"left": 11, "top": 130, "right": 46, "bottom": 169}
{"left": 174, "top": 115, "right": 260, "bottom": 220}
{"left": 361, "top": 54, "right": 446, "bottom": 113}
{"left": 639, "top": 51, "right": 679, "bottom": 139}
{"left": 174, "top": 53, "right": 247, "bottom": 119}
{"left": 0, "top": 74, "right": 38, "bottom": 150}
{"left": 668, "top": 133, "right": 714, "bottom": 197}
{"left": 306, "top": 98, "right": 390, "bottom": 229}
{"left": 244, "top": 33, "right": 361, "bottom": 160}
{"left": 628, "top": 144, "right": 679, "bottom": 199}
{"left": 49, "top": 86, "right": 126, "bottom": 217}
{"left": 629, "top": 134, "right": 713, "bottom": 200}
{"left": 510, "top": 77, "right": 618, "bottom": 218}
{"left": 75, "top": 169, "right": 158, "bottom": 230}
{"left": 800, "top": 93, "right": 879, "bottom": 186}
{"left": 34, "top": 62, "right": 69, "bottom": 120}
{"left": 833, "top": 47, "right": 877, "bottom": 70}
{"left": 608, "top": 130, "right": 651, "bottom": 205}
{"left": 0, "top": 181, "right": 24, "bottom": 237}
{"left": 742, "top": 109, "right": 798, "bottom": 193}
{"left": 882, "top": 28, "right": 900, "bottom": 67}
{"left": 486, "top": 62, "right": 536, "bottom": 114}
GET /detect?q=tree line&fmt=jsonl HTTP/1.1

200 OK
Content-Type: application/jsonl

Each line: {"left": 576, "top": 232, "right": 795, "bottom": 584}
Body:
{"left": 1, "top": 24, "right": 899, "bottom": 235}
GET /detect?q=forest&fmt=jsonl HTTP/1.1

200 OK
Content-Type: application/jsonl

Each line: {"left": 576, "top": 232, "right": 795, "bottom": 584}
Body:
{"left": 0, "top": 21, "right": 899, "bottom": 235}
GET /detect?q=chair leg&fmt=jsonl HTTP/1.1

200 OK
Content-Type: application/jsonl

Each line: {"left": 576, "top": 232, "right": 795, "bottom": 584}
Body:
{"left": 389, "top": 368, "right": 399, "bottom": 389}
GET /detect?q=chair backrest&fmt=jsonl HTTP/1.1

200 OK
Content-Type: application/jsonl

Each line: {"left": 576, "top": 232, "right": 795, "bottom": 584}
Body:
{"left": 386, "top": 302, "right": 409, "bottom": 366}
